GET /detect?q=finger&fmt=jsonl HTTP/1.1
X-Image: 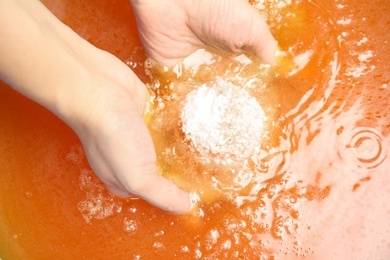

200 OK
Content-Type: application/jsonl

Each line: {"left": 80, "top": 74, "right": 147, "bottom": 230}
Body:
{"left": 105, "top": 182, "right": 132, "bottom": 197}
{"left": 128, "top": 172, "right": 192, "bottom": 213}
{"left": 242, "top": 3, "right": 278, "bottom": 64}
{"left": 251, "top": 20, "right": 278, "bottom": 64}
{"left": 206, "top": 0, "right": 278, "bottom": 64}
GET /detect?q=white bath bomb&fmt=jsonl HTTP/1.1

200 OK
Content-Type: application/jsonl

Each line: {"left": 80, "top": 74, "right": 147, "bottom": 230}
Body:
{"left": 180, "top": 79, "right": 265, "bottom": 162}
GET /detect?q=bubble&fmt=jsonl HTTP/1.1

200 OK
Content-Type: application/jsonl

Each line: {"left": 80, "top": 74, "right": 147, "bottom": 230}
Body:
{"left": 180, "top": 245, "right": 190, "bottom": 253}
{"left": 153, "top": 242, "right": 166, "bottom": 252}
{"left": 289, "top": 196, "right": 297, "bottom": 204}
{"left": 77, "top": 169, "right": 122, "bottom": 223}
{"left": 154, "top": 230, "right": 164, "bottom": 237}
{"left": 339, "top": 127, "right": 387, "bottom": 170}
{"left": 123, "top": 218, "right": 138, "bottom": 235}
{"left": 190, "top": 192, "right": 201, "bottom": 206}
{"left": 128, "top": 207, "right": 137, "bottom": 213}
{"left": 195, "top": 249, "right": 202, "bottom": 259}
{"left": 221, "top": 240, "right": 232, "bottom": 250}
{"left": 65, "top": 145, "right": 84, "bottom": 166}
{"left": 208, "top": 229, "right": 220, "bottom": 244}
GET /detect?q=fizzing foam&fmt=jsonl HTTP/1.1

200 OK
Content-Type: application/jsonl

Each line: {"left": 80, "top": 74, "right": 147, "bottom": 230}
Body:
{"left": 180, "top": 79, "right": 265, "bottom": 163}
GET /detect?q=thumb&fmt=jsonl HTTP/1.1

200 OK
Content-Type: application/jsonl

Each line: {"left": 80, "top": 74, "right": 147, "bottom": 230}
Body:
{"left": 239, "top": 3, "right": 278, "bottom": 64}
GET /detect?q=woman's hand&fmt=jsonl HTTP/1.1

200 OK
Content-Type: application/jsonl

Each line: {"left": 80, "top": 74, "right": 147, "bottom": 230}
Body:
{"left": 0, "top": 0, "right": 191, "bottom": 213}
{"left": 71, "top": 49, "right": 192, "bottom": 213}
{"left": 131, "top": 0, "right": 277, "bottom": 66}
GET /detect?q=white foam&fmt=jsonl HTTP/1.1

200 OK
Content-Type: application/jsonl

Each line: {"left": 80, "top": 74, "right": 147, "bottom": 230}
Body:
{"left": 180, "top": 79, "right": 265, "bottom": 163}
{"left": 123, "top": 218, "right": 138, "bottom": 235}
{"left": 77, "top": 169, "right": 122, "bottom": 223}
{"left": 337, "top": 18, "right": 352, "bottom": 25}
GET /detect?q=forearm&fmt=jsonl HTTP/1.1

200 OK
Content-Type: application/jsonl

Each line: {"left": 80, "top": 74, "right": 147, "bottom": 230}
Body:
{"left": 0, "top": 0, "right": 92, "bottom": 124}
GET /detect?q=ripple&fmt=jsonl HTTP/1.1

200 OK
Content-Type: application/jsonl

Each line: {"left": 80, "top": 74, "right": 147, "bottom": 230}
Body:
{"left": 339, "top": 127, "right": 387, "bottom": 170}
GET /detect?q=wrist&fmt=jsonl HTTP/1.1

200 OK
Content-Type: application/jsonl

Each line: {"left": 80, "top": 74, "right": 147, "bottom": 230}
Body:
{"left": 0, "top": 0, "right": 148, "bottom": 138}
{"left": 55, "top": 40, "right": 149, "bottom": 139}
{"left": 0, "top": 0, "right": 91, "bottom": 124}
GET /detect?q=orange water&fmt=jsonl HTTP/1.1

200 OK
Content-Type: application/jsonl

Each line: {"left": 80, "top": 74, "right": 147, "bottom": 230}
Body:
{"left": 1, "top": 0, "right": 389, "bottom": 259}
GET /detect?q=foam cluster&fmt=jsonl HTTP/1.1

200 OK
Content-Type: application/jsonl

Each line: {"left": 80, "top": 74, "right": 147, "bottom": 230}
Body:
{"left": 181, "top": 79, "right": 265, "bottom": 163}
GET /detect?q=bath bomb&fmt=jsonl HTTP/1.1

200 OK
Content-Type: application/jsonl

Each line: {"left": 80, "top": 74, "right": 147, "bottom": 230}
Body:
{"left": 180, "top": 79, "right": 265, "bottom": 162}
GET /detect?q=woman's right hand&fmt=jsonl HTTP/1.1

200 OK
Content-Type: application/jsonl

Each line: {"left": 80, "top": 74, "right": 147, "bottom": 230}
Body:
{"left": 131, "top": 0, "right": 277, "bottom": 67}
